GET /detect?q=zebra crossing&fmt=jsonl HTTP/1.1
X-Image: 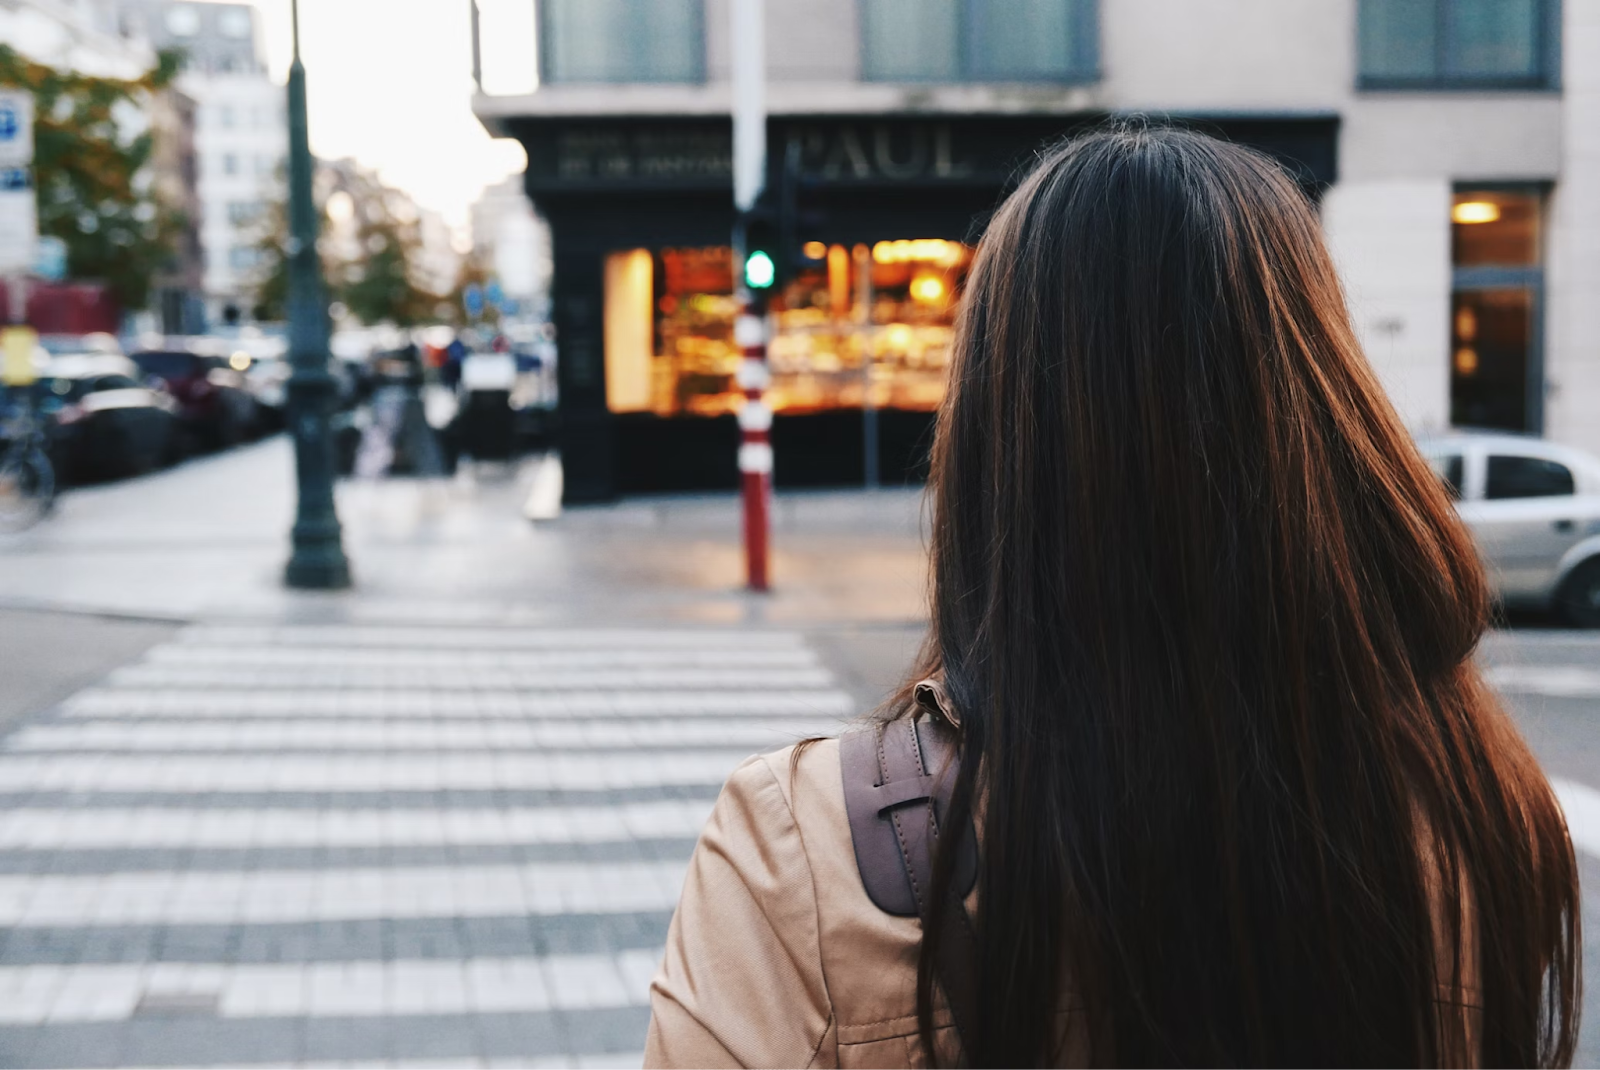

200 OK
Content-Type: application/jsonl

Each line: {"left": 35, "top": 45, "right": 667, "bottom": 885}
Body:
{"left": 0, "top": 623, "right": 856, "bottom": 1068}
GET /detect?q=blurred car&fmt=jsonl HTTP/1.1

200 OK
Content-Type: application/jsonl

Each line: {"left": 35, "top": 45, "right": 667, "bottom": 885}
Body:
{"left": 1419, "top": 432, "right": 1600, "bottom": 627}
{"left": 36, "top": 332, "right": 123, "bottom": 358}
{"left": 36, "top": 355, "right": 181, "bottom": 482}
{"left": 129, "top": 347, "right": 259, "bottom": 449}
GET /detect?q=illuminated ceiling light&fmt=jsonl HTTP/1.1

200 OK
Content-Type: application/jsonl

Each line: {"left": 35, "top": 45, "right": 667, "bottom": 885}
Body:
{"left": 1454, "top": 347, "right": 1479, "bottom": 376}
{"left": 802, "top": 241, "right": 827, "bottom": 260}
{"left": 1452, "top": 201, "right": 1500, "bottom": 225}
{"left": 229, "top": 351, "right": 251, "bottom": 371}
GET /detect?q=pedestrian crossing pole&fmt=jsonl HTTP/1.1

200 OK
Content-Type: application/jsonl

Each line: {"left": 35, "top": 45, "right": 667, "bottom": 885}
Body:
{"left": 732, "top": 0, "right": 771, "bottom": 592}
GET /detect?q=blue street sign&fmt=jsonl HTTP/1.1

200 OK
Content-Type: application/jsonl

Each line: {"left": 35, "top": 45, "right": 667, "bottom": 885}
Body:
{"left": 463, "top": 283, "right": 484, "bottom": 318}
{"left": 485, "top": 279, "right": 504, "bottom": 309}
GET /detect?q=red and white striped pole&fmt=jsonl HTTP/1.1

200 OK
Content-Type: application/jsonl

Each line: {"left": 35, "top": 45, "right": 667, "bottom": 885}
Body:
{"left": 736, "top": 299, "right": 772, "bottom": 590}
{"left": 731, "top": 0, "right": 770, "bottom": 591}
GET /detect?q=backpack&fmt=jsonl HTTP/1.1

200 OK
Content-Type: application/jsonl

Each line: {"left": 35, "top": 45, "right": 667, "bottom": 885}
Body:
{"left": 840, "top": 679, "right": 980, "bottom": 1053}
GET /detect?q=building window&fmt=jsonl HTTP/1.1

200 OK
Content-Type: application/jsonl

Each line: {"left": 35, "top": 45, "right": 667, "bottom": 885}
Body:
{"left": 165, "top": 3, "right": 200, "bottom": 36}
{"left": 226, "top": 200, "right": 261, "bottom": 225}
{"left": 228, "top": 246, "right": 259, "bottom": 271}
{"left": 1358, "top": 0, "right": 1558, "bottom": 89}
{"left": 603, "top": 239, "right": 970, "bottom": 418}
{"left": 221, "top": 153, "right": 239, "bottom": 176}
{"left": 218, "top": 104, "right": 234, "bottom": 129}
{"left": 860, "top": 0, "right": 1098, "bottom": 83}
{"left": 539, "top": 0, "right": 703, "bottom": 84}
{"left": 218, "top": 7, "right": 252, "bottom": 39}
{"left": 1450, "top": 187, "right": 1546, "bottom": 433}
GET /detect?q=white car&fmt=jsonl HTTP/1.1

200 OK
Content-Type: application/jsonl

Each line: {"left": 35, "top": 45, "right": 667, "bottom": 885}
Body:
{"left": 1418, "top": 433, "right": 1600, "bottom": 627}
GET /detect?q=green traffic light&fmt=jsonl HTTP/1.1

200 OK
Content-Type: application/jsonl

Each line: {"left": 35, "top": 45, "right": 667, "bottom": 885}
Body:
{"left": 745, "top": 250, "right": 776, "bottom": 289}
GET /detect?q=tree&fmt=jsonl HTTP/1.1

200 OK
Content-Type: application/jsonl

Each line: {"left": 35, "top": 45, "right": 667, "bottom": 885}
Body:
{"left": 337, "top": 189, "right": 434, "bottom": 327}
{"left": 249, "top": 163, "right": 439, "bottom": 327}
{"left": 0, "top": 45, "right": 185, "bottom": 312}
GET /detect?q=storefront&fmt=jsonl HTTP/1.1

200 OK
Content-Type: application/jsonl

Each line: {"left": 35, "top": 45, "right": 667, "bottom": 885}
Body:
{"left": 501, "top": 113, "right": 1338, "bottom": 501}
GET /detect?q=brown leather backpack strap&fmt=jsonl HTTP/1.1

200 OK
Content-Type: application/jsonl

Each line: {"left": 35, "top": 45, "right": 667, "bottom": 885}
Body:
{"left": 841, "top": 706, "right": 980, "bottom": 1054}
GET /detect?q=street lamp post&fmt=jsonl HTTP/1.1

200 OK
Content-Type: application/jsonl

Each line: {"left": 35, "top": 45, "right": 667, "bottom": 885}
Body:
{"left": 282, "top": 0, "right": 350, "bottom": 590}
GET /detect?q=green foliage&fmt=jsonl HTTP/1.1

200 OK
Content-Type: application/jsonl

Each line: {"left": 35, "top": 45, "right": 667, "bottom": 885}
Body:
{"left": 0, "top": 45, "right": 185, "bottom": 312}
{"left": 251, "top": 169, "right": 441, "bottom": 328}
{"left": 248, "top": 193, "right": 290, "bottom": 322}
{"left": 337, "top": 192, "right": 434, "bottom": 327}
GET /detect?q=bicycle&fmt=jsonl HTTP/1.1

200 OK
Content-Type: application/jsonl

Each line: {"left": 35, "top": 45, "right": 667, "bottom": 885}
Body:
{"left": 0, "top": 390, "right": 56, "bottom": 532}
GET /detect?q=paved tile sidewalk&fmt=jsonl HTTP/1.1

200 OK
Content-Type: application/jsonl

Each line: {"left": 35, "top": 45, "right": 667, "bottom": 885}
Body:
{"left": 0, "top": 623, "right": 858, "bottom": 1068}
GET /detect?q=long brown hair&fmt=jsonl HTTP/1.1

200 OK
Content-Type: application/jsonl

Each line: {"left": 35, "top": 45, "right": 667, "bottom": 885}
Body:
{"left": 901, "top": 124, "right": 1580, "bottom": 1066}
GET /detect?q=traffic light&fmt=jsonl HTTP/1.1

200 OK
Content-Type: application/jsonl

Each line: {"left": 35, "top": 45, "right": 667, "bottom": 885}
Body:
{"left": 739, "top": 206, "right": 780, "bottom": 292}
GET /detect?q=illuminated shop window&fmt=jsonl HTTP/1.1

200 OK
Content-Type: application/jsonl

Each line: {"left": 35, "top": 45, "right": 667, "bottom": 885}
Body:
{"left": 1449, "top": 187, "right": 1544, "bottom": 433}
{"left": 601, "top": 240, "right": 972, "bottom": 417}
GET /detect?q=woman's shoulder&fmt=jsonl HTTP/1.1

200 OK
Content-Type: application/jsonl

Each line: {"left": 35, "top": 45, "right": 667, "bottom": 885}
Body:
{"left": 730, "top": 736, "right": 846, "bottom": 825}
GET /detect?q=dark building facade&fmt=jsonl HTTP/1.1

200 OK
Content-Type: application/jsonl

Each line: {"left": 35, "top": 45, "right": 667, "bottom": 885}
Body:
{"left": 498, "top": 110, "right": 1337, "bottom": 501}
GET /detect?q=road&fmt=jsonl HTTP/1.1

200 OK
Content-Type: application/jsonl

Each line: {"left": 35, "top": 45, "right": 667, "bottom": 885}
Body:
{"left": 0, "top": 443, "right": 1591, "bottom": 1067}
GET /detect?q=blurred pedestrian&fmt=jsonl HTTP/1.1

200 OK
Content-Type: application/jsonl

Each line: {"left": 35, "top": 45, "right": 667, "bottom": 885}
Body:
{"left": 644, "top": 126, "right": 1581, "bottom": 1068}
{"left": 441, "top": 337, "right": 466, "bottom": 390}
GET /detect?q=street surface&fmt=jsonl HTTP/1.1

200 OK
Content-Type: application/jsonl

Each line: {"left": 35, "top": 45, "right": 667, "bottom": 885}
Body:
{"left": 0, "top": 437, "right": 1592, "bottom": 1067}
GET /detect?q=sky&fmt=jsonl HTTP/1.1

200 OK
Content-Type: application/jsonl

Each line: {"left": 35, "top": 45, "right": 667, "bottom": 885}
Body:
{"left": 251, "top": 0, "right": 530, "bottom": 235}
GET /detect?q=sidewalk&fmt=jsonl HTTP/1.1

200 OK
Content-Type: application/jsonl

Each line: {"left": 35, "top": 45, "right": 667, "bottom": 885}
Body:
{"left": 0, "top": 437, "right": 931, "bottom": 629}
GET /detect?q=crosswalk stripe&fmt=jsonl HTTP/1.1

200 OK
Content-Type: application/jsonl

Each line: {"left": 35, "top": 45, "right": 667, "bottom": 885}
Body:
{"left": 108, "top": 664, "right": 838, "bottom": 690}
{"left": 45, "top": 1055, "right": 643, "bottom": 1062}
{"left": 0, "top": 801, "right": 716, "bottom": 850}
{"left": 60, "top": 688, "right": 857, "bottom": 719}
{"left": 0, "top": 950, "right": 661, "bottom": 1024}
{"left": 1551, "top": 777, "right": 1600, "bottom": 858}
{"left": 177, "top": 625, "right": 807, "bottom": 650}
{"left": 5, "top": 717, "right": 841, "bottom": 753}
{"left": 0, "top": 752, "right": 753, "bottom": 793}
{"left": 1483, "top": 664, "right": 1600, "bottom": 698}
{"left": 0, "top": 861, "right": 687, "bottom": 927}
{"left": 147, "top": 645, "right": 822, "bottom": 669}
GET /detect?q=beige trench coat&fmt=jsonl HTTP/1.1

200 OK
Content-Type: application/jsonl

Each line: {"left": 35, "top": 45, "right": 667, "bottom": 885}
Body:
{"left": 642, "top": 738, "right": 973, "bottom": 1068}
{"left": 643, "top": 738, "right": 1481, "bottom": 1069}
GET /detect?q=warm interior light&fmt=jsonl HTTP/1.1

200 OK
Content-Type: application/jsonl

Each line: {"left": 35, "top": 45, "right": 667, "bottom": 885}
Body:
{"left": 802, "top": 241, "right": 827, "bottom": 260}
{"left": 1454, "top": 307, "right": 1477, "bottom": 341}
{"left": 872, "top": 239, "right": 965, "bottom": 267}
{"left": 909, "top": 273, "right": 946, "bottom": 303}
{"left": 229, "top": 351, "right": 251, "bottom": 371}
{"left": 1454, "top": 347, "right": 1479, "bottom": 376}
{"left": 1452, "top": 201, "right": 1500, "bottom": 225}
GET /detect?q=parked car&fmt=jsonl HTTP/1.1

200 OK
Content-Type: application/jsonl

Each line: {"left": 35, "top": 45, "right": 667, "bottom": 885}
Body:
{"left": 1419, "top": 432, "right": 1600, "bottom": 627}
{"left": 36, "top": 355, "right": 181, "bottom": 482}
{"left": 129, "top": 347, "right": 258, "bottom": 449}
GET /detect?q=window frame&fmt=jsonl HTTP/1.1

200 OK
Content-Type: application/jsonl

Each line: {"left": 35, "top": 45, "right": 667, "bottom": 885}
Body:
{"left": 858, "top": 0, "right": 1100, "bottom": 85}
{"left": 1357, "top": 0, "right": 1562, "bottom": 91}
{"left": 535, "top": 0, "right": 707, "bottom": 86}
